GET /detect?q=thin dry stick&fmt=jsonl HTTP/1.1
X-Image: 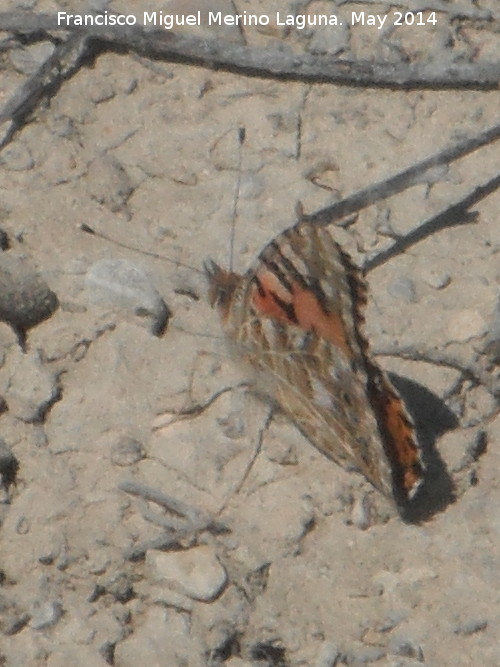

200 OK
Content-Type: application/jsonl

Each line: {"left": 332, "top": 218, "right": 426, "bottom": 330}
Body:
{"left": 219, "top": 407, "right": 274, "bottom": 509}
{"left": 152, "top": 383, "right": 248, "bottom": 429}
{"left": 123, "top": 534, "right": 185, "bottom": 561}
{"left": 363, "top": 171, "right": 500, "bottom": 273}
{"left": 0, "top": 12, "right": 499, "bottom": 89}
{"left": 119, "top": 479, "right": 208, "bottom": 524}
{"left": 119, "top": 480, "right": 229, "bottom": 561}
{"left": 0, "top": 32, "right": 88, "bottom": 146}
{"left": 303, "top": 122, "right": 500, "bottom": 227}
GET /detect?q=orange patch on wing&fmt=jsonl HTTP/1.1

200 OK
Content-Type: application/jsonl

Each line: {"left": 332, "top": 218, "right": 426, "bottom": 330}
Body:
{"left": 251, "top": 271, "right": 352, "bottom": 358}
{"left": 250, "top": 270, "right": 292, "bottom": 322}
{"left": 382, "top": 395, "right": 423, "bottom": 494}
{"left": 292, "top": 283, "right": 352, "bottom": 357}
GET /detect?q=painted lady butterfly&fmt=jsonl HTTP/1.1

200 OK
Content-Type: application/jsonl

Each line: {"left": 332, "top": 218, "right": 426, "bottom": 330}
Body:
{"left": 205, "top": 220, "right": 425, "bottom": 506}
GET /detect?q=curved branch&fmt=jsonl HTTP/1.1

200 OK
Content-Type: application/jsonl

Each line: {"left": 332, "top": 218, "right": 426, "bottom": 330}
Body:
{"left": 1, "top": 12, "right": 499, "bottom": 90}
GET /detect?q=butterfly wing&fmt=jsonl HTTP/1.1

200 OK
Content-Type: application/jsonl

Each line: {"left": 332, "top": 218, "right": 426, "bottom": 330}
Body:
{"left": 206, "top": 222, "right": 424, "bottom": 503}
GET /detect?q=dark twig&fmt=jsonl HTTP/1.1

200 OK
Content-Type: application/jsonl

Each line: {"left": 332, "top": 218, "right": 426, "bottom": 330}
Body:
{"left": 119, "top": 479, "right": 208, "bottom": 524}
{"left": 363, "top": 171, "right": 500, "bottom": 273}
{"left": 303, "top": 122, "right": 500, "bottom": 227}
{"left": 221, "top": 406, "right": 274, "bottom": 505}
{"left": 123, "top": 534, "right": 185, "bottom": 561}
{"left": 0, "top": 12, "right": 499, "bottom": 90}
{"left": 0, "top": 31, "right": 89, "bottom": 147}
{"left": 152, "top": 383, "right": 249, "bottom": 430}
{"left": 119, "top": 479, "right": 229, "bottom": 559}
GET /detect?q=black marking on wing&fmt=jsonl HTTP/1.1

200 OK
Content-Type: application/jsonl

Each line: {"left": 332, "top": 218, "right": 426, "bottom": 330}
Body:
{"left": 252, "top": 274, "right": 267, "bottom": 297}
{"left": 270, "top": 291, "right": 298, "bottom": 324}
{"left": 267, "top": 241, "right": 309, "bottom": 289}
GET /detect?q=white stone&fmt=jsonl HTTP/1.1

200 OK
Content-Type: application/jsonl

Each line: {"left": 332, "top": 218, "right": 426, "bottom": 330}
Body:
{"left": 146, "top": 545, "right": 227, "bottom": 601}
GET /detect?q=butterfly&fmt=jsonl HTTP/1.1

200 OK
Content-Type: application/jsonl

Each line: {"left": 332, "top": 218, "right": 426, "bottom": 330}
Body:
{"left": 205, "top": 220, "right": 425, "bottom": 506}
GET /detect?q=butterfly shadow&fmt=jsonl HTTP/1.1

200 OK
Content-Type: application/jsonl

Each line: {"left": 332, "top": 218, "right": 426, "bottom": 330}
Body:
{"left": 387, "top": 373, "right": 458, "bottom": 523}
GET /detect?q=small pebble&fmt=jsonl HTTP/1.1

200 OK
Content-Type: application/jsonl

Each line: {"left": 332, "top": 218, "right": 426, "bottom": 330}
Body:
{"left": 16, "top": 516, "right": 30, "bottom": 535}
{"left": 111, "top": 435, "right": 145, "bottom": 466}
{"left": 30, "top": 601, "right": 63, "bottom": 630}
{"left": 422, "top": 268, "right": 451, "bottom": 290}
{"left": 388, "top": 636, "right": 424, "bottom": 662}
{"left": 453, "top": 618, "right": 488, "bottom": 636}
{"left": 351, "top": 494, "right": 372, "bottom": 530}
{"left": 147, "top": 545, "right": 227, "bottom": 601}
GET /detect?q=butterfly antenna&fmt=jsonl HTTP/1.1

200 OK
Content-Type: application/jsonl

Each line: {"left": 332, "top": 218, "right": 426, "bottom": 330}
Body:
{"left": 80, "top": 224, "right": 204, "bottom": 275}
{"left": 229, "top": 126, "right": 246, "bottom": 273}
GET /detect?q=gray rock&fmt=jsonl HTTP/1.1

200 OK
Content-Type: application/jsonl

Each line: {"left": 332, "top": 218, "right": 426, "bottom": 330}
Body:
{"left": 85, "top": 259, "right": 170, "bottom": 335}
{"left": 0, "top": 254, "right": 58, "bottom": 330}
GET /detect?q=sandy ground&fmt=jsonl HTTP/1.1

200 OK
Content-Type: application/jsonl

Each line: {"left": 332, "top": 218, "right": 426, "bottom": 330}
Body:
{"left": 0, "top": 1, "right": 499, "bottom": 665}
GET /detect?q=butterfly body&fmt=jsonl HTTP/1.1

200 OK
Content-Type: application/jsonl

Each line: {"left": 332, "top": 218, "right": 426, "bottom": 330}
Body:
{"left": 206, "top": 222, "right": 425, "bottom": 505}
